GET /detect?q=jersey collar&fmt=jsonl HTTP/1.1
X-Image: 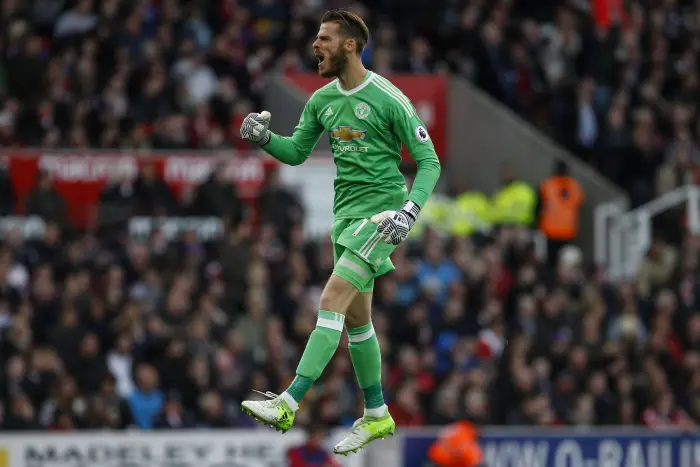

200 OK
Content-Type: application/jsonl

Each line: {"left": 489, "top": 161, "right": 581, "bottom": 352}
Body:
{"left": 335, "top": 71, "right": 375, "bottom": 96}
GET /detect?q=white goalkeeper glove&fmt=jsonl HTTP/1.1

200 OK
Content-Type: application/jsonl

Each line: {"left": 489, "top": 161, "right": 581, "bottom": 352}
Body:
{"left": 371, "top": 201, "right": 421, "bottom": 245}
{"left": 240, "top": 110, "right": 272, "bottom": 146}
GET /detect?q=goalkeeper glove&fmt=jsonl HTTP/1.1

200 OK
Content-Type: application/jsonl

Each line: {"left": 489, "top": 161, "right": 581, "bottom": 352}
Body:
{"left": 371, "top": 201, "right": 421, "bottom": 245}
{"left": 240, "top": 110, "right": 272, "bottom": 146}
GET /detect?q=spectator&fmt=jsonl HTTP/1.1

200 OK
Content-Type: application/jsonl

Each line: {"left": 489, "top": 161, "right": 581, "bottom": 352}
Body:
{"left": 69, "top": 332, "right": 109, "bottom": 395}
{"left": 258, "top": 167, "right": 304, "bottom": 244}
{"left": 642, "top": 392, "right": 694, "bottom": 430}
{"left": 636, "top": 238, "right": 678, "bottom": 299}
{"left": 98, "top": 375, "right": 133, "bottom": 429}
{"left": 196, "top": 391, "right": 228, "bottom": 428}
{"left": 98, "top": 170, "right": 136, "bottom": 231}
{"left": 0, "top": 160, "right": 14, "bottom": 215}
{"left": 127, "top": 364, "right": 164, "bottom": 430}
{"left": 25, "top": 170, "right": 67, "bottom": 225}
{"left": 287, "top": 424, "right": 340, "bottom": 467}
{"left": 39, "top": 374, "right": 83, "bottom": 429}
{"left": 218, "top": 219, "right": 252, "bottom": 314}
{"left": 107, "top": 333, "right": 136, "bottom": 398}
{"left": 537, "top": 161, "right": 584, "bottom": 267}
{"left": 132, "top": 162, "right": 178, "bottom": 216}
{"left": 428, "top": 420, "right": 483, "bottom": 467}
{"left": 189, "top": 161, "right": 244, "bottom": 219}
{"left": 154, "top": 391, "right": 194, "bottom": 429}
{"left": 47, "top": 304, "right": 83, "bottom": 370}
{"left": 416, "top": 240, "right": 461, "bottom": 309}
{"left": 5, "top": 393, "right": 40, "bottom": 430}
{"left": 389, "top": 383, "right": 425, "bottom": 427}
{"left": 655, "top": 143, "right": 695, "bottom": 197}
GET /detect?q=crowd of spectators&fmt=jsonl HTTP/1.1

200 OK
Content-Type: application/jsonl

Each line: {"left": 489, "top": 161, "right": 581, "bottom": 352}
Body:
{"left": 0, "top": 163, "right": 699, "bottom": 432}
{"left": 0, "top": 0, "right": 329, "bottom": 151}
{"left": 1, "top": 0, "right": 700, "bottom": 435}
{"left": 4, "top": 0, "right": 700, "bottom": 209}
{"left": 435, "top": 0, "right": 700, "bottom": 210}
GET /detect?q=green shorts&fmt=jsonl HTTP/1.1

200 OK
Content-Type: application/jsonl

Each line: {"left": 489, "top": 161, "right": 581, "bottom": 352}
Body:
{"left": 330, "top": 218, "right": 396, "bottom": 293}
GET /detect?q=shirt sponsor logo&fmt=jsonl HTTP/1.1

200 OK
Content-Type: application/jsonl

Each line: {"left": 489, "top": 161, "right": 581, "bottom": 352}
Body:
{"left": 332, "top": 144, "right": 369, "bottom": 153}
{"left": 330, "top": 126, "right": 366, "bottom": 142}
{"left": 330, "top": 126, "right": 368, "bottom": 153}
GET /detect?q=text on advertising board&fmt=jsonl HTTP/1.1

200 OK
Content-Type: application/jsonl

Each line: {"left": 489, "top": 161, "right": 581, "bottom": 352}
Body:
{"left": 402, "top": 431, "right": 700, "bottom": 467}
{"left": 0, "top": 431, "right": 305, "bottom": 467}
{"left": 5, "top": 152, "right": 279, "bottom": 229}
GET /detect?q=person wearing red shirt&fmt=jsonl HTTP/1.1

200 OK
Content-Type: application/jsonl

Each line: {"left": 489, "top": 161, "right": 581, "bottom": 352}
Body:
{"left": 642, "top": 392, "right": 694, "bottom": 431}
{"left": 287, "top": 425, "right": 340, "bottom": 467}
{"left": 388, "top": 384, "right": 426, "bottom": 427}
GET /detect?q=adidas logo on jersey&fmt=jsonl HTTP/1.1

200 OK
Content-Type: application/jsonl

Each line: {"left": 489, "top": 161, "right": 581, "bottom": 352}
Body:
{"left": 325, "top": 106, "right": 333, "bottom": 117}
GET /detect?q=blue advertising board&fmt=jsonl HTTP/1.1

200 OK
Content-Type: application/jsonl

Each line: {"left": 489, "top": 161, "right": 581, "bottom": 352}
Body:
{"left": 403, "top": 430, "right": 700, "bottom": 467}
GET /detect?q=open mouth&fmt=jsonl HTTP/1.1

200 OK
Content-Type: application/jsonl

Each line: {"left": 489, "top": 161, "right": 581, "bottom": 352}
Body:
{"left": 315, "top": 52, "right": 325, "bottom": 67}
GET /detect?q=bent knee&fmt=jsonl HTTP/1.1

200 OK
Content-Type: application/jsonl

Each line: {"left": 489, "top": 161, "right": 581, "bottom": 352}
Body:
{"left": 344, "top": 293, "right": 372, "bottom": 329}
{"left": 319, "top": 274, "right": 359, "bottom": 313}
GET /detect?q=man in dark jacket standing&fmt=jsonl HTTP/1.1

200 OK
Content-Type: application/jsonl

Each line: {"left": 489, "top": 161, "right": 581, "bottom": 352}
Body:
{"left": 25, "top": 170, "right": 67, "bottom": 226}
{"left": 190, "top": 162, "right": 243, "bottom": 220}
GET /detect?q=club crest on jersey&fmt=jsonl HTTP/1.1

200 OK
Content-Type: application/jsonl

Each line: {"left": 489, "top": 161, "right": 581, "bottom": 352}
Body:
{"left": 330, "top": 126, "right": 366, "bottom": 142}
{"left": 354, "top": 102, "right": 371, "bottom": 120}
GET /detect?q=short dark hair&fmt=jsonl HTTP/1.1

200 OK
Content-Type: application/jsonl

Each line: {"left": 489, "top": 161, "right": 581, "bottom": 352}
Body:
{"left": 306, "top": 422, "right": 326, "bottom": 436}
{"left": 554, "top": 160, "right": 569, "bottom": 176}
{"left": 321, "top": 9, "right": 370, "bottom": 54}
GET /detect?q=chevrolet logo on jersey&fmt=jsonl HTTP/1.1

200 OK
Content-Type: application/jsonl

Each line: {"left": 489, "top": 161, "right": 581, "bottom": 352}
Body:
{"left": 331, "top": 126, "right": 366, "bottom": 143}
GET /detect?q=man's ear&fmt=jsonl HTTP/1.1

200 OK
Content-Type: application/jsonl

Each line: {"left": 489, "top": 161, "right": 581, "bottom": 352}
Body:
{"left": 344, "top": 38, "right": 356, "bottom": 53}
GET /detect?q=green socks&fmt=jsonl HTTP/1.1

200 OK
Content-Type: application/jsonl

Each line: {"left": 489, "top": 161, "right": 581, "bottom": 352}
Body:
{"left": 362, "top": 383, "right": 385, "bottom": 411}
{"left": 286, "top": 310, "right": 344, "bottom": 405}
{"left": 283, "top": 313, "right": 386, "bottom": 416}
{"left": 286, "top": 375, "right": 314, "bottom": 404}
{"left": 347, "top": 322, "right": 386, "bottom": 413}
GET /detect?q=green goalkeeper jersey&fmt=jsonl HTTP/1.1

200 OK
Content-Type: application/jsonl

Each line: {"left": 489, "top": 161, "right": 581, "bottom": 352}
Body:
{"left": 264, "top": 71, "right": 441, "bottom": 219}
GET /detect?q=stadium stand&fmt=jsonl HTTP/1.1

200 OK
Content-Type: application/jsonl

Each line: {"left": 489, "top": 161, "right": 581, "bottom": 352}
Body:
{"left": 0, "top": 0, "right": 699, "bottom": 438}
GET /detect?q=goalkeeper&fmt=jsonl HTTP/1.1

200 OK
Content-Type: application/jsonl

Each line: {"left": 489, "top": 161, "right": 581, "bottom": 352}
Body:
{"left": 239, "top": 8, "right": 441, "bottom": 455}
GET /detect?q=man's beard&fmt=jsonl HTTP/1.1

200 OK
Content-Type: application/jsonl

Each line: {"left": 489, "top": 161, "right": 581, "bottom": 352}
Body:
{"left": 319, "top": 50, "right": 348, "bottom": 78}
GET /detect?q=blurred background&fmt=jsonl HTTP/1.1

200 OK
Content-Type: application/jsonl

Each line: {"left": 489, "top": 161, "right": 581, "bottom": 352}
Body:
{"left": 1, "top": 0, "right": 700, "bottom": 466}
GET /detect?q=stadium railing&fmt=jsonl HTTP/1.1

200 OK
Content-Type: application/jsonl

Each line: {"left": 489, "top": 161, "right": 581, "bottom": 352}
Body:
{"left": 596, "top": 184, "right": 700, "bottom": 280}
